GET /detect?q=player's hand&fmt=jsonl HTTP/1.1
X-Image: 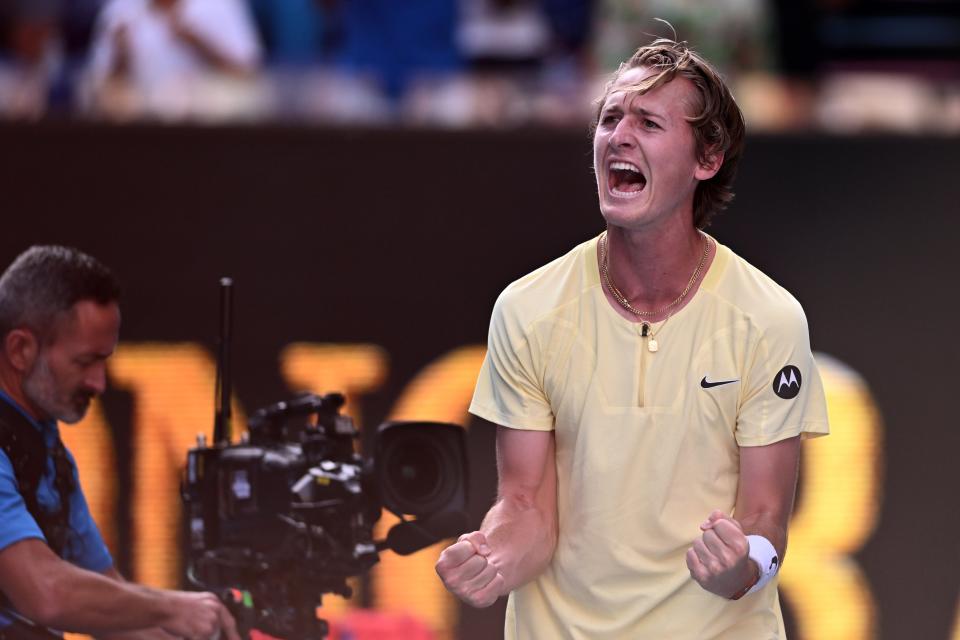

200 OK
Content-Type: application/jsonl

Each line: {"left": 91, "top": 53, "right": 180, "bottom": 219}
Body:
{"left": 436, "top": 531, "right": 505, "bottom": 608}
{"left": 161, "top": 591, "right": 241, "bottom": 640}
{"left": 686, "top": 510, "right": 757, "bottom": 598}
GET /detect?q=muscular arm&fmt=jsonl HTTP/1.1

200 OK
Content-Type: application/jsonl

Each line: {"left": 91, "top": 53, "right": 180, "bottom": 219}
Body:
{"left": 96, "top": 567, "right": 177, "bottom": 640}
{"left": 437, "top": 426, "right": 557, "bottom": 606}
{"left": 735, "top": 434, "right": 801, "bottom": 558}
{"left": 687, "top": 435, "right": 801, "bottom": 598}
{"left": 482, "top": 427, "right": 558, "bottom": 592}
{"left": 0, "top": 539, "right": 237, "bottom": 639}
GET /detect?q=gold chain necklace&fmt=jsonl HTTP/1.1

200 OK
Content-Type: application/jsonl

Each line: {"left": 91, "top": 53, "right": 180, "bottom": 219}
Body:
{"left": 600, "top": 231, "right": 712, "bottom": 352}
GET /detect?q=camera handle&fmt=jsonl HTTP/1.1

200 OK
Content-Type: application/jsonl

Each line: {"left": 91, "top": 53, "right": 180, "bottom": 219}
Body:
{"left": 379, "top": 510, "right": 470, "bottom": 556}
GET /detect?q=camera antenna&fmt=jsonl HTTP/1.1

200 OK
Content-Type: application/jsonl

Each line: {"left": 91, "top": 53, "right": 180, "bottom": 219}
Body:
{"left": 213, "top": 277, "right": 233, "bottom": 445}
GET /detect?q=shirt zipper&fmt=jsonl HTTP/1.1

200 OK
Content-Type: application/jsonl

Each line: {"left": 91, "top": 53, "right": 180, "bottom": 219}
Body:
{"left": 638, "top": 322, "right": 649, "bottom": 407}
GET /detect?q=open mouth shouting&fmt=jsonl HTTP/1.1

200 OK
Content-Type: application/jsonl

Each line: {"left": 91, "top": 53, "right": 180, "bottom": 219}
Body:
{"left": 608, "top": 161, "right": 647, "bottom": 198}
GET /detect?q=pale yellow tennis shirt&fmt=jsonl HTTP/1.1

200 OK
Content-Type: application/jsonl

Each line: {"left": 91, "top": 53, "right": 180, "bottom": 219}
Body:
{"left": 469, "top": 234, "right": 829, "bottom": 640}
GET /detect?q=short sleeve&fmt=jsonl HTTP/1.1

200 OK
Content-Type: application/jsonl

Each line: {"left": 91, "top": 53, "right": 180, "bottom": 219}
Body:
{"left": 469, "top": 289, "right": 555, "bottom": 431}
{"left": 736, "top": 303, "right": 830, "bottom": 446}
{"left": 0, "top": 451, "right": 46, "bottom": 553}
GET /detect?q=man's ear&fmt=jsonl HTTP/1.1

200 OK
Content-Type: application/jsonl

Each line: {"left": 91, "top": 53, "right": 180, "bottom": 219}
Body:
{"left": 6, "top": 329, "right": 38, "bottom": 374}
{"left": 695, "top": 148, "right": 724, "bottom": 181}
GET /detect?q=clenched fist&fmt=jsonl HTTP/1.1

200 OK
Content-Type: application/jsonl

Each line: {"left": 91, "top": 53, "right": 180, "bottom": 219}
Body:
{"left": 686, "top": 510, "right": 758, "bottom": 599}
{"left": 436, "top": 531, "right": 505, "bottom": 608}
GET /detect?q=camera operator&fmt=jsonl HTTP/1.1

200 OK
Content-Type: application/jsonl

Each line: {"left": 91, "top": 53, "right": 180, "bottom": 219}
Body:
{"left": 0, "top": 246, "right": 239, "bottom": 640}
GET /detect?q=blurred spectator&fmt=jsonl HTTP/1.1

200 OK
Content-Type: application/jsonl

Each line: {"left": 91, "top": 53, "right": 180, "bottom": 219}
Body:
{"left": 241, "top": 0, "right": 464, "bottom": 124}
{"left": 429, "top": 0, "right": 594, "bottom": 126}
{"left": 329, "top": 0, "right": 463, "bottom": 110}
{"left": 282, "top": 0, "right": 596, "bottom": 126}
{"left": 589, "top": 2, "right": 799, "bottom": 131}
{"left": 592, "top": 0, "right": 772, "bottom": 76}
{"left": 0, "top": 0, "right": 64, "bottom": 117}
{"left": 82, "top": 0, "right": 264, "bottom": 119}
{"left": 0, "top": 0, "right": 955, "bottom": 130}
{"left": 459, "top": 0, "right": 554, "bottom": 69}
{"left": 248, "top": 0, "right": 325, "bottom": 66}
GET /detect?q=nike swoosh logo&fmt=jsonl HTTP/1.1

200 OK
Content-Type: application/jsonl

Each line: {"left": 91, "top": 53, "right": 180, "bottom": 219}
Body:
{"left": 700, "top": 377, "right": 739, "bottom": 389}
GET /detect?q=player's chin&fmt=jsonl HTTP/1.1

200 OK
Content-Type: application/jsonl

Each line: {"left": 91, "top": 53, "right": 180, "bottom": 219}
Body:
{"left": 599, "top": 206, "right": 650, "bottom": 231}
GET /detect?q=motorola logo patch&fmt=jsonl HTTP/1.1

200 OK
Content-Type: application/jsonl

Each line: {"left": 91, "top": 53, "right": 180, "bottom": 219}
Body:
{"left": 773, "top": 365, "right": 802, "bottom": 399}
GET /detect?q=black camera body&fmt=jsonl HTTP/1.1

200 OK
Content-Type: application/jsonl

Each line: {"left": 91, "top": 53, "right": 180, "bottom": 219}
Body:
{"left": 182, "top": 392, "right": 468, "bottom": 639}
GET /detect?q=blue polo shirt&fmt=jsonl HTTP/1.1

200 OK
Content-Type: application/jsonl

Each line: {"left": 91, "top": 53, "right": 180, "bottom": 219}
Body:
{"left": 0, "top": 391, "right": 112, "bottom": 572}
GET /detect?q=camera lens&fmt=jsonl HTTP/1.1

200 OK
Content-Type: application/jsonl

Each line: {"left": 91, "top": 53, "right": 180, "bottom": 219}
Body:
{"left": 386, "top": 441, "right": 441, "bottom": 502}
{"left": 377, "top": 421, "right": 466, "bottom": 517}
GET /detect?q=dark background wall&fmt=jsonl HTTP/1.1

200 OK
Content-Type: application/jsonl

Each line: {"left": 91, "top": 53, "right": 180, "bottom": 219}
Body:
{"left": 1, "top": 124, "right": 957, "bottom": 640}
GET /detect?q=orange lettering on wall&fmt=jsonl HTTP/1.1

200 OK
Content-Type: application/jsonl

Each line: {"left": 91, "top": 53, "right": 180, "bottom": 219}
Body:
{"left": 375, "top": 346, "right": 487, "bottom": 640}
{"left": 108, "top": 343, "right": 244, "bottom": 589}
{"left": 781, "top": 354, "right": 883, "bottom": 640}
{"left": 61, "top": 401, "right": 115, "bottom": 640}
{"left": 280, "top": 343, "right": 388, "bottom": 430}
{"left": 60, "top": 400, "right": 117, "bottom": 557}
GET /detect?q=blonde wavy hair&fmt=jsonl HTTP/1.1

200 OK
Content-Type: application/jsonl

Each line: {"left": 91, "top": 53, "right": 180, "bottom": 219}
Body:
{"left": 593, "top": 38, "right": 746, "bottom": 228}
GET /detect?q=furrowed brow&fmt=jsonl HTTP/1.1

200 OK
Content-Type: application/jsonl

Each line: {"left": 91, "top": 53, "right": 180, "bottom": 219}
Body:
{"left": 632, "top": 106, "right": 667, "bottom": 122}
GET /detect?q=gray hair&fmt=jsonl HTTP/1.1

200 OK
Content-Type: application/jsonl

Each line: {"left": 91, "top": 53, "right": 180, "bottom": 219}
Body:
{"left": 0, "top": 246, "right": 120, "bottom": 341}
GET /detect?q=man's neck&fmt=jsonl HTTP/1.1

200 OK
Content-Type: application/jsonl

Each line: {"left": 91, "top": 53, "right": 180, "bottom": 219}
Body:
{"left": 601, "top": 220, "right": 714, "bottom": 322}
{"left": 0, "top": 368, "right": 45, "bottom": 423}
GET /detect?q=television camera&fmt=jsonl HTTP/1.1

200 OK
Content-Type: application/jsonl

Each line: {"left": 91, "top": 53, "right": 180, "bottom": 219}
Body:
{"left": 181, "top": 280, "right": 469, "bottom": 639}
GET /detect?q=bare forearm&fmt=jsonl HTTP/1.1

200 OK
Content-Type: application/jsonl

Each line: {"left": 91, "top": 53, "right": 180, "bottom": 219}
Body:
{"left": 30, "top": 567, "right": 170, "bottom": 633}
{"left": 734, "top": 436, "right": 801, "bottom": 562}
{"left": 96, "top": 569, "right": 177, "bottom": 640}
{"left": 482, "top": 495, "right": 557, "bottom": 593}
{"left": 690, "top": 438, "right": 801, "bottom": 597}
{"left": 1, "top": 540, "right": 234, "bottom": 639}
{"left": 437, "top": 427, "right": 557, "bottom": 606}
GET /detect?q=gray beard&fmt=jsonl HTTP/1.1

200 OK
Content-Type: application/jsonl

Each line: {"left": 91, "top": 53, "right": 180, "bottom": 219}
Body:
{"left": 22, "top": 355, "right": 85, "bottom": 424}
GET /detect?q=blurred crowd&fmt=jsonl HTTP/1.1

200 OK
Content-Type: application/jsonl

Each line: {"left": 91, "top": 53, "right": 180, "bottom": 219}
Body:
{"left": 0, "top": 0, "right": 957, "bottom": 131}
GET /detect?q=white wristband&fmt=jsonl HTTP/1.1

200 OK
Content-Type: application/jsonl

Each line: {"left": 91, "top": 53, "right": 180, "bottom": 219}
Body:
{"left": 745, "top": 535, "right": 780, "bottom": 595}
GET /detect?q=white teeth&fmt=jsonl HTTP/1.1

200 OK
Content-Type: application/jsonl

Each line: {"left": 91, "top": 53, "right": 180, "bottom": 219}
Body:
{"left": 610, "top": 161, "right": 640, "bottom": 173}
{"left": 610, "top": 187, "right": 643, "bottom": 199}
